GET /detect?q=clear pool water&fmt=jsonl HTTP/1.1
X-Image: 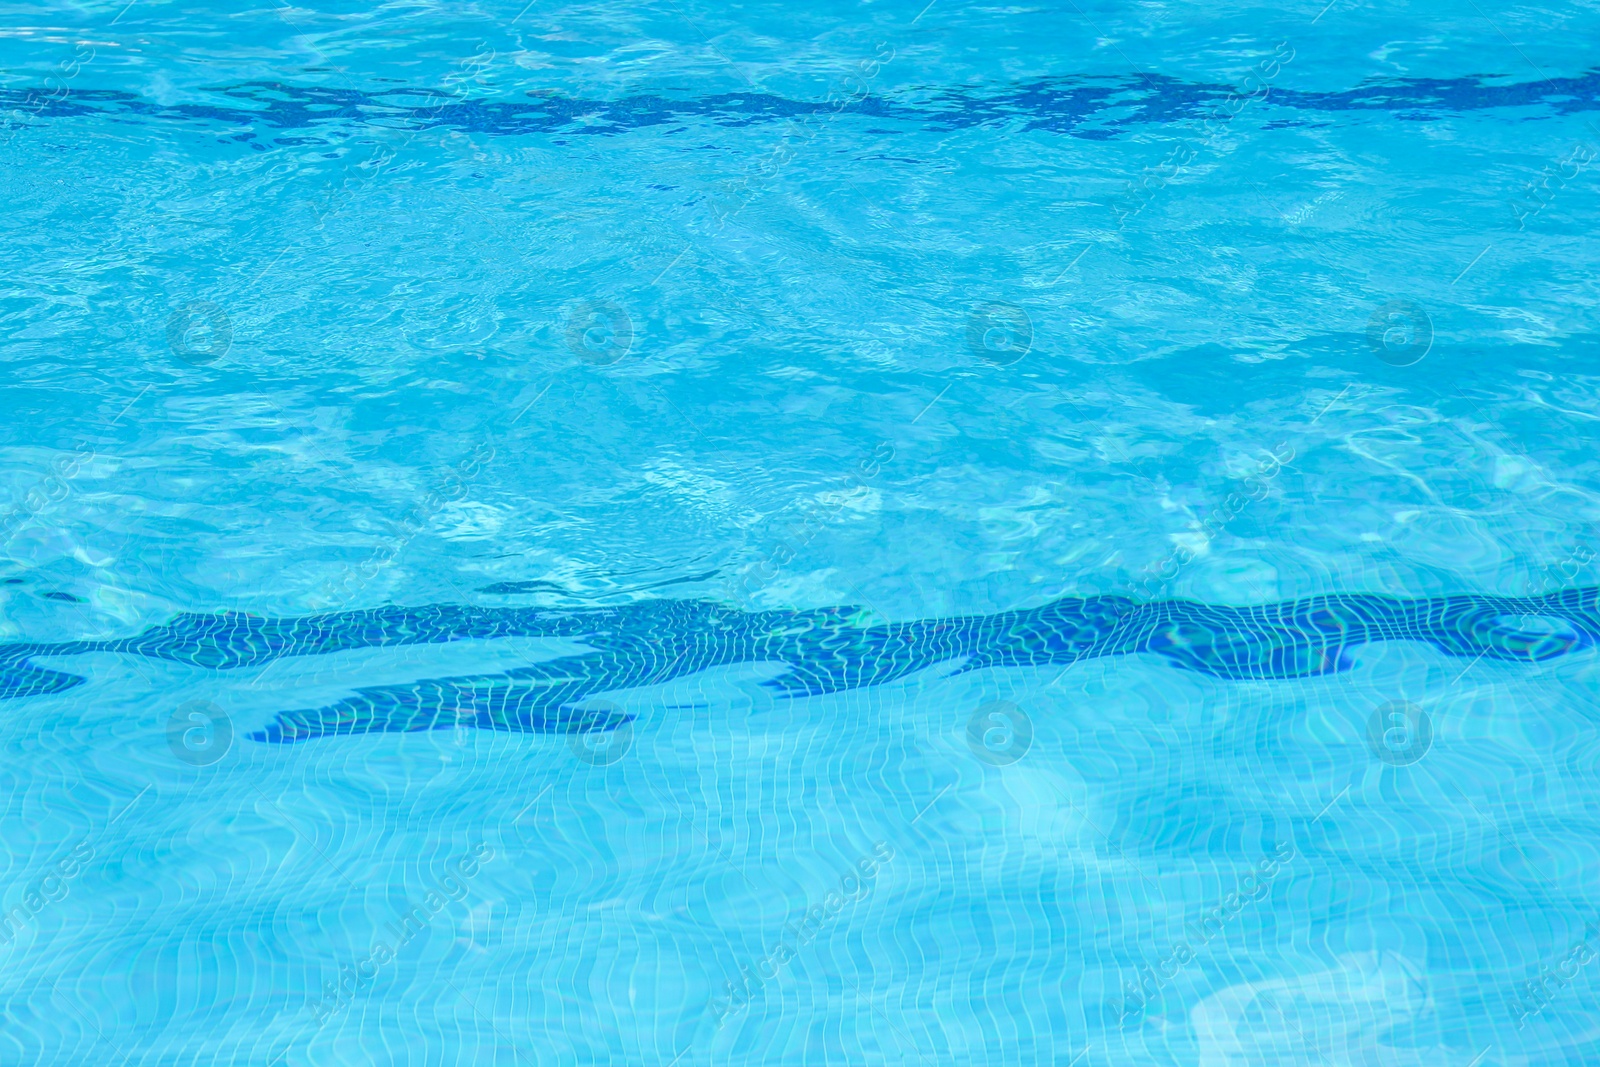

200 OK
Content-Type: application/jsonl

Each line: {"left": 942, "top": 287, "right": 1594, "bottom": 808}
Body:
{"left": 3, "top": 1, "right": 1600, "bottom": 1064}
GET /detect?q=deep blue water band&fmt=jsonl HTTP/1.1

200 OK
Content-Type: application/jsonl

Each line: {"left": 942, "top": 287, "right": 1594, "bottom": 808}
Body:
{"left": 1, "top": 587, "right": 1593, "bottom": 743}
{"left": 4, "top": 66, "right": 1598, "bottom": 147}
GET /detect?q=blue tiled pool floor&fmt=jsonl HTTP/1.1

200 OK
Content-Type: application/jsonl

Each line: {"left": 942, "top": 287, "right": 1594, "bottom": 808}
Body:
{"left": 4, "top": 0, "right": 1600, "bottom": 1063}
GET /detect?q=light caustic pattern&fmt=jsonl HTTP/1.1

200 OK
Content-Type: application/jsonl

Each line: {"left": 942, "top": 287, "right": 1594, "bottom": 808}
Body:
{"left": 3, "top": 0, "right": 1600, "bottom": 1065}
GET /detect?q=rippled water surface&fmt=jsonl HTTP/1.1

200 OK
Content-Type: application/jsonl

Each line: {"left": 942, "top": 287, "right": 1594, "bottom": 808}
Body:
{"left": 3, "top": 0, "right": 1600, "bottom": 1063}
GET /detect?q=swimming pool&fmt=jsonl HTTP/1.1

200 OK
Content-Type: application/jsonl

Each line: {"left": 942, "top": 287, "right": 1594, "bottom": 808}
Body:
{"left": 3, "top": 0, "right": 1599, "bottom": 1063}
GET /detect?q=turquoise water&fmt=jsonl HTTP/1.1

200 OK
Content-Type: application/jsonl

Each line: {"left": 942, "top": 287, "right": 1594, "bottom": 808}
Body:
{"left": 3, "top": 0, "right": 1600, "bottom": 1063}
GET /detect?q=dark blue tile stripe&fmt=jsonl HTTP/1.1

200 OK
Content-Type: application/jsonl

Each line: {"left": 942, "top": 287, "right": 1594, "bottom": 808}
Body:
{"left": 4, "top": 68, "right": 1597, "bottom": 145}
{"left": 0, "top": 587, "right": 1592, "bottom": 743}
